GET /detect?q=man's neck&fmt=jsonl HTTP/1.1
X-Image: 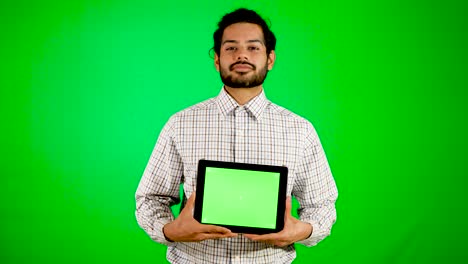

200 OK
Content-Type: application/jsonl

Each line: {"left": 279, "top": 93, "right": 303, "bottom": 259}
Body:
{"left": 224, "top": 85, "right": 263, "bottom": 105}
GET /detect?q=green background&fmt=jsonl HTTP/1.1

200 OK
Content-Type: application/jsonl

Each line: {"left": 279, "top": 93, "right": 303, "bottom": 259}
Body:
{"left": 2, "top": 0, "right": 467, "bottom": 263}
{"left": 202, "top": 168, "right": 279, "bottom": 228}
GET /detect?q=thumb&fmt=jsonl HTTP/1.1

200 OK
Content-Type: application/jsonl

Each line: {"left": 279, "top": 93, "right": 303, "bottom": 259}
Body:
{"left": 186, "top": 192, "right": 196, "bottom": 209}
{"left": 285, "top": 196, "right": 292, "bottom": 216}
{"left": 181, "top": 192, "right": 197, "bottom": 217}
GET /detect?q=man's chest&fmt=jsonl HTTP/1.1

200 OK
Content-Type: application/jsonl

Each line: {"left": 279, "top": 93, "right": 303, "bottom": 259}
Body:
{"left": 173, "top": 113, "right": 304, "bottom": 195}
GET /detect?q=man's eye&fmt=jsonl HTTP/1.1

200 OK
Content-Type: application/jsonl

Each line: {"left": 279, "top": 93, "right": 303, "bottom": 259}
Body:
{"left": 226, "top": 47, "right": 236, "bottom": 51}
{"left": 248, "top": 46, "right": 260, "bottom": 51}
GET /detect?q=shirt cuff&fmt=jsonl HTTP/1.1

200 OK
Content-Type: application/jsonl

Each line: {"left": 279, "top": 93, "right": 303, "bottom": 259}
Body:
{"left": 297, "top": 220, "right": 326, "bottom": 247}
{"left": 152, "top": 218, "right": 176, "bottom": 246}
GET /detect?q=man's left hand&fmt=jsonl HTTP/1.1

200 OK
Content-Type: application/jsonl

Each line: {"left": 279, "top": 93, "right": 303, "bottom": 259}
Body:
{"left": 244, "top": 197, "right": 313, "bottom": 247}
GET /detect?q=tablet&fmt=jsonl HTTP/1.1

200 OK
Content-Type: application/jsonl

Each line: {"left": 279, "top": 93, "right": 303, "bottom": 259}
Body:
{"left": 194, "top": 160, "right": 288, "bottom": 234}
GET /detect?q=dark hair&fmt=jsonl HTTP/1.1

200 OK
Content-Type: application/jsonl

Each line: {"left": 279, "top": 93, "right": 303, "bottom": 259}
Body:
{"left": 212, "top": 8, "right": 276, "bottom": 56}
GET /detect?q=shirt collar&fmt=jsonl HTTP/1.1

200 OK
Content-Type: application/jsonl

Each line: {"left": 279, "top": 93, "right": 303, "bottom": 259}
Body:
{"left": 215, "top": 86, "right": 270, "bottom": 120}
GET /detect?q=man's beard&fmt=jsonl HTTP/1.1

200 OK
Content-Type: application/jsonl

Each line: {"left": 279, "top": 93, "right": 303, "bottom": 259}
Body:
{"left": 220, "top": 61, "right": 269, "bottom": 88}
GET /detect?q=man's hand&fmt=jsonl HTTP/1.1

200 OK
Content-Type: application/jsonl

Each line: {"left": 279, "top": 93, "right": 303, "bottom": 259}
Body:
{"left": 163, "top": 192, "right": 237, "bottom": 242}
{"left": 244, "top": 197, "right": 313, "bottom": 247}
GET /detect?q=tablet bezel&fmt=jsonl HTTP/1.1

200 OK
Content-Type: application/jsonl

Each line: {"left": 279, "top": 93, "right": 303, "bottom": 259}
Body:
{"left": 194, "top": 160, "right": 288, "bottom": 234}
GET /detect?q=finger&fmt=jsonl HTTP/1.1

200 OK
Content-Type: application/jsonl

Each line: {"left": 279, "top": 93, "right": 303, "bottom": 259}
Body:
{"left": 245, "top": 235, "right": 290, "bottom": 247}
{"left": 243, "top": 234, "right": 258, "bottom": 239}
{"left": 186, "top": 192, "right": 196, "bottom": 209}
{"left": 200, "top": 224, "right": 233, "bottom": 234}
{"left": 178, "top": 192, "right": 196, "bottom": 217}
{"left": 184, "top": 192, "right": 197, "bottom": 217}
{"left": 199, "top": 232, "right": 237, "bottom": 241}
{"left": 285, "top": 196, "right": 292, "bottom": 215}
{"left": 243, "top": 234, "right": 262, "bottom": 241}
{"left": 244, "top": 233, "right": 277, "bottom": 242}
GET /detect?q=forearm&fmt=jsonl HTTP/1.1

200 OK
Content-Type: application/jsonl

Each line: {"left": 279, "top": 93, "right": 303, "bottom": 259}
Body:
{"left": 295, "top": 220, "right": 313, "bottom": 242}
{"left": 135, "top": 116, "right": 184, "bottom": 244}
{"left": 135, "top": 194, "right": 177, "bottom": 245}
{"left": 297, "top": 200, "right": 337, "bottom": 246}
{"left": 294, "top": 122, "right": 338, "bottom": 246}
{"left": 294, "top": 174, "right": 338, "bottom": 247}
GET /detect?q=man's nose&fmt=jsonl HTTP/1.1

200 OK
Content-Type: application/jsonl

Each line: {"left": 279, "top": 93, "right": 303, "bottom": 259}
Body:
{"left": 235, "top": 48, "right": 249, "bottom": 61}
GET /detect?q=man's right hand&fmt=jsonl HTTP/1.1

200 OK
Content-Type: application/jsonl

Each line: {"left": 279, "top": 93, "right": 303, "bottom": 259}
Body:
{"left": 163, "top": 192, "right": 237, "bottom": 242}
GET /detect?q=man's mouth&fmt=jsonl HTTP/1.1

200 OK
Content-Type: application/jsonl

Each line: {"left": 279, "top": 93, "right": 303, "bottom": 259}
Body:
{"left": 231, "top": 62, "right": 255, "bottom": 71}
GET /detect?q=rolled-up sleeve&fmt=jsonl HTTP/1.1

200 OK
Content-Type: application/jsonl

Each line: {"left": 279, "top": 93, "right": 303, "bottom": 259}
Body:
{"left": 135, "top": 116, "right": 183, "bottom": 245}
{"left": 293, "top": 122, "right": 338, "bottom": 247}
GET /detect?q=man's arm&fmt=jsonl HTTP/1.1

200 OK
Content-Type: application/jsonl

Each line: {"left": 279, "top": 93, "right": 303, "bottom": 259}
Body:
{"left": 244, "top": 122, "right": 337, "bottom": 247}
{"left": 163, "top": 192, "right": 237, "bottom": 242}
{"left": 135, "top": 117, "right": 236, "bottom": 244}
{"left": 292, "top": 122, "right": 338, "bottom": 247}
{"left": 135, "top": 118, "right": 183, "bottom": 245}
{"left": 243, "top": 196, "right": 313, "bottom": 247}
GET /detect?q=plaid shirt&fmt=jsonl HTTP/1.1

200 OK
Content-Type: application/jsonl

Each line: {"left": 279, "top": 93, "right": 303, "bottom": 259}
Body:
{"left": 136, "top": 88, "right": 338, "bottom": 263}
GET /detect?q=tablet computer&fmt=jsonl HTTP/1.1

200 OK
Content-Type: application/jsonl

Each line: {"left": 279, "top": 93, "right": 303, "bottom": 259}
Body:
{"left": 194, "top": 160, "right": 288, "bottom": 234}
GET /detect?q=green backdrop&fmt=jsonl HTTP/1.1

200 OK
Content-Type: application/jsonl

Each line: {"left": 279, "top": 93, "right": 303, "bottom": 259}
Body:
{"left": 2, "top": 0, "right": 467, "bottom": 263}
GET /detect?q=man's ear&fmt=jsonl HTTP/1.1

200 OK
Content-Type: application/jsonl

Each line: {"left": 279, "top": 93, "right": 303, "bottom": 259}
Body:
{"left": 214, "top": 53, "right": 220, "bottom": 71}
{"left": 267, "top": 50, "right": 276, "bottom": 70}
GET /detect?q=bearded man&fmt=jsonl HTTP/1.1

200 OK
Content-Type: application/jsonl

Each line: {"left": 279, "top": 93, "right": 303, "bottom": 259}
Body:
{"left": 136, "top": 8, "right": 338, "bottom": 264}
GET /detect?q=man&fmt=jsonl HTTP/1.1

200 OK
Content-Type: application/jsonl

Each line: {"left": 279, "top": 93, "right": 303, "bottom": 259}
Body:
{"left": 136, "top": 8, "right": 338, "bottom": 264}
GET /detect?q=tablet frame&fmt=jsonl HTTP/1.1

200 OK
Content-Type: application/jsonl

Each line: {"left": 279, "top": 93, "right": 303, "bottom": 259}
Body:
{"left": 194, "top": 160, "right": 288, "bottom": 234}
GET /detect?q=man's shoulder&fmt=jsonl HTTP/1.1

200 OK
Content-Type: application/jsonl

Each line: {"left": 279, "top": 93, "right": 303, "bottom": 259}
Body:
{"left": 179, "top": 97, "right": 217, "bottom": 114}
{"left": 268, "top": 102, "right": 313, "bottom": 127}
{"left": 267, "top": 102, "right": 320, "bottom": 142}
{"left": 166, "top": 97, "right": 217, "bottom": 124}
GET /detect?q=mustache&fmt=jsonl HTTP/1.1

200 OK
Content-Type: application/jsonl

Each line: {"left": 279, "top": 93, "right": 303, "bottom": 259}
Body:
{"left": 230, "top": 61, "right": 256, "bottom": 70}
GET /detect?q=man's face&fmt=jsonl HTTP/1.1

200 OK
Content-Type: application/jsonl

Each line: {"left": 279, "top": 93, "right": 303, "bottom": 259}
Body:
{"left": 215, "top": 22, "right": 276, "bottom": 88}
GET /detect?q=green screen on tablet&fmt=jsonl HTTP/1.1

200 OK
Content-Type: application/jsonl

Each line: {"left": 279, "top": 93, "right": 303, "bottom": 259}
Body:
{"left": 194, "top": 160, "right": 288, "bottom": 234}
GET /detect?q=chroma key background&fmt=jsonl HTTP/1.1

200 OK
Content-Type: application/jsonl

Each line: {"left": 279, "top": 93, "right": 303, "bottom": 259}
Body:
{"left": 2, "top": 0, "right": 467, "bottom": 263}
